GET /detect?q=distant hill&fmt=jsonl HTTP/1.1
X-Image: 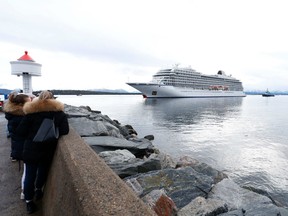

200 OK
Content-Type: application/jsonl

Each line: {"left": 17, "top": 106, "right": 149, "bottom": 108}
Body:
{"left": 33, "top": 89, "right": 141, "bottom": 95}
{"left": 0, "top": 88, "right": 140, "bottom": 96}
{"left": 88, "top": 89, "right": 132, "bottom": 93}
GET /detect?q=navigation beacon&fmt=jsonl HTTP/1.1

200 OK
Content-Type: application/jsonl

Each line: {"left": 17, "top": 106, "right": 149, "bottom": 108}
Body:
{"left": 10, "top": 51, "right": 42, "bottom": 94}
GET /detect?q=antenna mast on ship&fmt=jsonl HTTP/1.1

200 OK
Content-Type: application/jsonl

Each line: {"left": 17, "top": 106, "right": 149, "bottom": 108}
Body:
{"left": 174, "top": 63, "right": 180, "bottom": 68}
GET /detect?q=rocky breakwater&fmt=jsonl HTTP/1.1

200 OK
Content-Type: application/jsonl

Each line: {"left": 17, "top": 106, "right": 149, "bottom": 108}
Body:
{"left": 65, "top": 104, "right": 288, "bottom": 216}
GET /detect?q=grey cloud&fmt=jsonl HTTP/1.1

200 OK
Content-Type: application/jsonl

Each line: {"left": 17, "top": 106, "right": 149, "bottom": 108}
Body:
{"left": 0, "top": 16, "right": 170, "bottom": 67}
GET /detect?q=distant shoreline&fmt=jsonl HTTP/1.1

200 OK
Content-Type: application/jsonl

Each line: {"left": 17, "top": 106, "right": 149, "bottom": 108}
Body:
{"left": 34, "top": 90, "right": 142, "bottom": 96}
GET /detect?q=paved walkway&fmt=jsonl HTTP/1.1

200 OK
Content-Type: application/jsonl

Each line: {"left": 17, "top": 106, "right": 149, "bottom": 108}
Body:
{"left": 0, "top": 113, "right": 42, "bottom": 216}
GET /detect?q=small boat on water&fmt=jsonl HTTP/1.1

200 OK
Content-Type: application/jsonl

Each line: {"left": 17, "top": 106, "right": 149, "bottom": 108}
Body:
{"left": 262, "top": 89, "right": 275, "bottom": 97}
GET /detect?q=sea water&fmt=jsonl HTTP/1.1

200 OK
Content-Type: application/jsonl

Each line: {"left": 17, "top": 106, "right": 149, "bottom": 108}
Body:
{"left": 57, "top": 94, "right": 288, "bottom": 207}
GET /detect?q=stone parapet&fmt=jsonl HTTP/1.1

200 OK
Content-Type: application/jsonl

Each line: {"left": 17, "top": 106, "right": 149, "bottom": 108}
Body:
{"left": 42, "top": 126, "right": 156, "bottom": 216}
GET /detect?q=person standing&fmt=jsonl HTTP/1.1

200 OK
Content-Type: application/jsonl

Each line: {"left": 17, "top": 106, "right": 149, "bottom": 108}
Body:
{"left": 16, "top": 90, "right": 69, "bottom": 214}
{"left": 3, "top": 91, "right": 31, "bottom": 161}
{"left": 3, "top": 92, "right": 32, "bottom": 200}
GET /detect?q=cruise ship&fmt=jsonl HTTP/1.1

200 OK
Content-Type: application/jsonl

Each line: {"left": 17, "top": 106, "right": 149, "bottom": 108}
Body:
{"left": 127, "top": 65, "right": 246, "bottom": 98}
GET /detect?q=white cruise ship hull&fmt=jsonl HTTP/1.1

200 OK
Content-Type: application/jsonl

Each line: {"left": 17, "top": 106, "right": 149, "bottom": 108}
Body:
{"left": 127, "top": 83, "right": 246, "bottom": 98}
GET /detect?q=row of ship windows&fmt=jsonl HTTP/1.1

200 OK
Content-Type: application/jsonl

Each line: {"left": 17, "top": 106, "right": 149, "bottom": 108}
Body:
{"left": 174, "top": 70, "right": 198, "bottom": 74}
{"left": 162, "top": 80, "right": 242, "bottom": 89}
{"left": 174, "top": 74, "right": 237, "bottom": 82}
{"left": 172, "top": 78, "right": 239, "bottom": 85}
{"left": 170, "top": 84, "right": 243, "bottom": 91}
{"left": 156, "top": 71, "right": 199, "bottom": 77}
{"left": 167, "top": 83, "right": 241, "bottom": 88}
{"left": 156, "top": 74, "right": 239, "bottom": 83}
{"left": 164, "top": 79, "right": 241, "bottom": 86}
{"left": 155, "top": 76, "right": 242, "bottom": 87}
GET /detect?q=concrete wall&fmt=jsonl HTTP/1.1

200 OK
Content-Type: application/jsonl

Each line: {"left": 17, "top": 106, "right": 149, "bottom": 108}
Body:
{"left": 42, "top": 127, "right": 156, "bottom": 216}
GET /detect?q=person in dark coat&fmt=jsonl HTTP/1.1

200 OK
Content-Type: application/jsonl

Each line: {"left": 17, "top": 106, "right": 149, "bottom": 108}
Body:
{"left": 4, "top": 92, "right": 32, "bottom": 200}
{"left": 3, "top": 92, "right": 32, "bottom": 161}
{"left": 16, "top": 90, "right": 69, "bottom": 214}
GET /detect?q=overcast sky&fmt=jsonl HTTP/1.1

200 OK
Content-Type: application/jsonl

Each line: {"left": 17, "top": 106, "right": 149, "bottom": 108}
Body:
{"left": 1, "top": 0, "right": 288, "bottom": 92}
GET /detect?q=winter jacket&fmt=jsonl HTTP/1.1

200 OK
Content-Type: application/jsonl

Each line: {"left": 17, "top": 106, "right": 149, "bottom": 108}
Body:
{"left": 16, "top": 98, "right": 69, "bottom": 164}
{"left": 3, "top": 100, "right": 26, "bottom": 159}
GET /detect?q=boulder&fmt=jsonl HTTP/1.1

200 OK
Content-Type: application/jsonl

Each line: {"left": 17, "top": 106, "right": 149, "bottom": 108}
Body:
{"left": 84, "top": 136, "right": 154, "bottom": 158}
{"left": 144, "top": 135, "right": 154, "bottom": 141}
{"left": 208, "top": 178, "right": 288, "bottom": 215}
{"left": 125, "top": 166, "right": 214, "bottom": 209}
{"left": 65, "top": 104, "right": 140, "bottom": 138}
{"left": 64, "top": 104, "right": 100, "bottom": 117}
{"left": 98, "top": 149, "right": 161, "bottom": 178}
{"left": 98, "top": 149, "right": 136, "bottom": 164}
{"left": 142, "top": 189, "right": 177, "bottom": 216}
{"left": 149, "top": 152, "right": 177, "bottom": 169}
{"left": 177, "top": 156, "right": 228, "bottom": 184}
{"left": 68, "top": 117, "right": 116, "bottom": 137}
{"left": 178, "top": 196, "right": 228, "bottom": 216}
{"left": 126, "top": 178, "right": 144, "bottom": 196}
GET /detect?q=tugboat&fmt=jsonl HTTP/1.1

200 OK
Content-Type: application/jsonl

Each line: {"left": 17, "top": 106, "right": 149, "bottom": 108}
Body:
{"left": 262, "top": 89, "right": 275, "bottom": 97}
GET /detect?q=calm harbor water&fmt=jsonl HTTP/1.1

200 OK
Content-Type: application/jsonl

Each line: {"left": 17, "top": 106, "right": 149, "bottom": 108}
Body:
{"left": 57, "top": 94, "right": 288, "bottom": 207}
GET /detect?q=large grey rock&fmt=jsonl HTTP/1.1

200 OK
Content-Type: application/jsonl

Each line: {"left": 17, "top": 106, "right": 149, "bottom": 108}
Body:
{"left": 65, "top": 104, "right": 138, "bottom": 138}
{"left": 84, "top": 136, "right": 154, "bottom": 157}
{"left": 64, "top": 104, "right": 100, "bottom": 117}
{"left": 209, "top": 178, "right": 272, "bottom": 210}
{"left": 66, "top": 103, "right": 156, "bottom": 159}
{"left": 125, "top": 166, "right": 214, "bottom": 209}
{"left": 178, "top": 196, "right": 228, "bottom": 216}
{"left": 126, "top": 178, "right": 144, "bottom": 196}
{"left": 219, "top": 206, "right": 288, "bottom": 216}
{"left": 209, "top": 178, "right": 288, "bottom": 215}
{"left": 68, "top": 117, "right": 113, "bottom": 137}
{"left": 84, "top": 136, "right": 151, "bottom": 149}
{"left": 102, "top": 121, "right": 124, "bottom": 138}
{"left": 177, "top": 156, "right": 228, "bottom": 184}
{"left": 98, "top": 149, "right": 136, "bottom": 164}
{"left": 98, "top": 149, "right": 161, "bottom": 178}
{"left": 110, "top": 157, "right": 161, "bottom": 178}
{"left": 149, "top": 152, "right": 177, "bottom": 169}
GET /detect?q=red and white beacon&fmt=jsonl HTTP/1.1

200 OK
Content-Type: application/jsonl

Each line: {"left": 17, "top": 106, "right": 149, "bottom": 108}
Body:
{"left": 10, "top": 51, "right": 42, "bottom": 94}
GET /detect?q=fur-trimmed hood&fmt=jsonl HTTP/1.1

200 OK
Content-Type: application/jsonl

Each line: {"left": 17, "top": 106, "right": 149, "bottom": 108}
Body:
{"left": 3, "top": 100, "right": 25, "bottom": 116}
{"left": 23, "top": 98, "right": 64, "bottom": 114}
